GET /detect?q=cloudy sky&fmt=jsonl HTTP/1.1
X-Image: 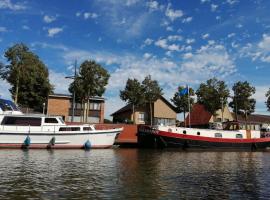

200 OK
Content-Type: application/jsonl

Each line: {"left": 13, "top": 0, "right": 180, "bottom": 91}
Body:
{"left": 0, "top": 0, "right": 270, "bottom": 119}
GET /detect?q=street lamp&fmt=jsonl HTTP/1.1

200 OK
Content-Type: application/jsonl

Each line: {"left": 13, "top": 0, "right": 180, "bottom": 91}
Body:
{"left": 65, "top": 60, "right": 77, "bottom": 122}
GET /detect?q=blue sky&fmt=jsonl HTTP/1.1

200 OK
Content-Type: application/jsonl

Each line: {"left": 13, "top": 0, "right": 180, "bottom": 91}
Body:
{"left": 0, "top": 0, "right": 270, "bottom": 119}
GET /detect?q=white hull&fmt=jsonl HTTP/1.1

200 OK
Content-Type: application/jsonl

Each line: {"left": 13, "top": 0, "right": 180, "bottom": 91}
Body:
{"left": 0, "top": 128, "right": 122, "bottom": 149}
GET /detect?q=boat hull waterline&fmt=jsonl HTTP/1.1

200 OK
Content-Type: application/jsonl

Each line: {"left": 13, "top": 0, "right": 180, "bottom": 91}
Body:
{"left": 138, "top": 126, "right": 270, "bottom": 150}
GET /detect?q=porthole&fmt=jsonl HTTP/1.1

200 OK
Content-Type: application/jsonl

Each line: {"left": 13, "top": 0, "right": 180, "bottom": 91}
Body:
{"left": 183, "top": 130, "right": 186, "bottom": 134}
{"left": 197, "top": 132, "right": 200, "bottom": 135}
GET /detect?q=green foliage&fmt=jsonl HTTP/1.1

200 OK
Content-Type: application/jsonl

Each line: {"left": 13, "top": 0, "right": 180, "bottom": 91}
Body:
{"left": 0, "top": 43, "right": 53, "bottom": 111}
{"left": 69, "top": 60, "right": 110, "bottom": 100}
{"left": 142, "top": 75, "right": 163, "bottom": 125}
{"left": 266, "top": 88, "right": 270, "bottom": 111}
{"left": 68, "top": 60, "right": 109, "bottom": 122}
{"left": 142, "top": 75, "right": 163, "bottom": 104}
{"left": 171, "top": 86, "right": 195, "bottom": 117}
{"left": 229, "top": 81, "right": 256, "bottom": 116}
{"left": 196, "top": 78, "right": 230, "bottom": 115}
{"left": 120, "top": 78, "right": 145, "bottom": 107}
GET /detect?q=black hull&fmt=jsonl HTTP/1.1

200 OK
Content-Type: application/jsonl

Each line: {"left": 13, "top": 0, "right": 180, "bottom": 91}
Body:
{"left": 138, "top": 131, "right": 270, "bottom": 150}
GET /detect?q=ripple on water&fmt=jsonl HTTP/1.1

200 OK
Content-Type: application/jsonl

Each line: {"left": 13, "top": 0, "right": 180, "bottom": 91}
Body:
{"left": 0, "top": 149, "right": 270, "bottom": 199}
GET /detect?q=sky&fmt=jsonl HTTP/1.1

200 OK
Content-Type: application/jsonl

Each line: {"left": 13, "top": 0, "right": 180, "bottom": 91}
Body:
{"left": 0, "top": 0, "right": 270, "bottom": 119}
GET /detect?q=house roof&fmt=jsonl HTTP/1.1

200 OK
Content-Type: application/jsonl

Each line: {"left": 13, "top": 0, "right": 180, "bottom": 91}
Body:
{"left": 111, "top": 104, "right": 133, "bottom": 116}
{"left": 111, "top": 95, "right": 177, "bottom": 116}
{"left": 185, "top": 104, "right": 212, "bottom": 126}
{"left": 49, "top": 93, "right": 105, "bottom": 101}
{"left": 233, "top": 113, "right": 270, "bottom": 124}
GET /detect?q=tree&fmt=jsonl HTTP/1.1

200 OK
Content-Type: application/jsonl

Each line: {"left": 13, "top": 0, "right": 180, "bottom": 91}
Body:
{"left": 266, "top": 88, "right": 270, "bottom": 111}
{"left": 142, "top": 75, "right": 163, "bottom": 126}
{"left": 171, "top": 86, "right": 195, "bottom": 126}
{"left": 69, "top": 60, "right": 110, "bottom": 122}
{"left": 229, "top": 81, "right": 256, "bottom": 128}
{"left": 196, "top": 78, "right": 230, "bottom": 119}
{"left": 0, "top": 43, "right": 53, "bottom": 111}
{"left": 120, "top": 78, "right": 145, "bottom": 124}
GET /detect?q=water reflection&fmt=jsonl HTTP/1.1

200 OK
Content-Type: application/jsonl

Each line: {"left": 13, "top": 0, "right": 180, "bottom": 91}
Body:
{"left": 0, "top": 149, "right": 270, "bottom": 199}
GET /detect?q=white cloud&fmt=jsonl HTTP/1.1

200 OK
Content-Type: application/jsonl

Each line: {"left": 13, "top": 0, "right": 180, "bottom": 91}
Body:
{"left": 202, "top": 33, "right": 210, "bottom": 39}
{"left": 227, "top": 33, "right": 235, "bottom": 38}
{"left": 181, "top": 43, "right": 236, "bottom": 81}
{"left": 183, "top": 52, "right": 193, "bottom": 59}
{"left": 43, "top": 15, "right": 56, "bottom": 23}
{"left": 236, "top": 24, "right": 243, "bottom": 28}
{"left": 31, "top": 42, "right": 69, "bottom": 51}
{"left": 0, "top": 0, "right": 26, "bottom": 11}
{"left": 0, "top": 26, "right": 7, "bottom": 32}
{"left": 186, "top": 38, "right": 195, "bottom": 44}
{"left": 253, "top": 85, "right": 269, "bottom": 103}
{"left": 146, "top": 1, "right": 161, "bottom": 12}
{"left": 47, "top": 27, "right": 63, "bottom": 37}
{"left": 84, "top": 12, "right": 98, "bottom": 19}
{"left": 240, "top": 34, "right": 270, "bottom": 63}
{"left": 22, "top": 25, "right": 30, "bottom": 30}
{"left": 211, "top": 4, "right": 218, "bottom": 12}
{"left": 49, "top": 70, "right": 72, "bottom": 94}
{"left": 167, "top": 35, "right": 182, "bottom": 41}
{"left": 144, "top": 38, "right": 154, "bottom": 45}
{"left": 226, "top": 0, "right": 238, "bottom": 5}
{"left": 155, "top": 38, "right": 168, "bottom": 49}
{"left": 182, "top": 17, "right": 193, "bottom": 23}
{"left": 76, "top": 12, "right": 81, "bottom": 17}
{"left": 126, "top": 0, "right": 140, "bottom": 6}
{"left": 165, "top": 3, "right": 183, "bottom": 21}
{"left": 143, "top": 52, "right": 152, "bottom": 59}
{"left": 0, "top": 80, "right": 11, "bottom": 99}
{"left": 201, "top": 0, "right": 210, "bottom": 3}
{"left": 166, "top": 26, "right": 173, "bottom": 31}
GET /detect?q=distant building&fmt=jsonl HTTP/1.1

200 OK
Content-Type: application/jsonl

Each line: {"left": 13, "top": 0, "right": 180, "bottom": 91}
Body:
{"left": 111, "top": 96, "right": 177, "bottom": 125}
{"left": 47, "top": 94, "right": 104, "bottom": 123}
{"left": 233, "top": 113, "right": 270, "bottom": 130}
{"left": 184, "top": 104, "right": 234, "bottom": 128}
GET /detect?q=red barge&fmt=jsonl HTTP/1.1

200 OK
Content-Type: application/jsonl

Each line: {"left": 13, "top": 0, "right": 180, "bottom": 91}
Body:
{"left": 138, "top": 122, "right": 270, "bottom": 150}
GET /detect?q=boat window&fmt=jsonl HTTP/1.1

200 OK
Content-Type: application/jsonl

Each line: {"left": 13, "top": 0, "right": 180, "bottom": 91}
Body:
{"left": 215, "top": 133, "right": 222, "bottom": 138}
{"left": 183, "top": 130, "right": 186, "bottom": 134}
{"left": 83, "top": 127, "right": 92, "bottom": 131}
{"left": 45, "top": 118, "right": 59, "bottom": 123}
{"left": 1, "top": 116, "right": 41, "bottom": 126}
{"left": 59, "top": 127, "right": 80, "bottom": 131}
{"left": 197, "top": 132, "right": 200, "bottom": 135}
{"left": 236, "top": 134, "right": 243, "bottom": 139}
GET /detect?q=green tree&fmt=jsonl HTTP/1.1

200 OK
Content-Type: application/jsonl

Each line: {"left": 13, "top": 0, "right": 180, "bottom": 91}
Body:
{"left": 266, "top": 88, "right": 270, "bottom": 111}
{"left": 196, "top": 78, "right": 230, "bottom": 119}
{"left": 142, "top": 75, "right": 163, "bottom": 126}
{"left": 171, "top": 86, "right": 195, "bottom": 126}
{"left": 120, "top": 78, "right": 145, "bottom": 124}
{"left": 229, "top": 81, "right": 256, "bottom": 128}
{"left": 0, "top": 43, "right": 53, "bottom": 111}
{"left": 69, "top": 60, "right": 110, "bottom": 122}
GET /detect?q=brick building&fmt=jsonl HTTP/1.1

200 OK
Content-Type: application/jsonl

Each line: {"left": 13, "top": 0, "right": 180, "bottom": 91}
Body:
{"left": 47, "top": 94, "right": 104, "bottom": 123}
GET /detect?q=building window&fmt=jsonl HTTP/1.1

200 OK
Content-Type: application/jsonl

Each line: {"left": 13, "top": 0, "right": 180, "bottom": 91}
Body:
{"left": 90, "top": 103, "right": 101, "bottom": 110}
{"left": 138, "top": 112, "right": 145, "bottom": 122}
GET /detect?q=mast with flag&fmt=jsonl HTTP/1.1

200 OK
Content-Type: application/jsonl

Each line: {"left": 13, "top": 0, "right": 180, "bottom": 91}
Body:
{"left": 178, "top": 85, "right": 191, "bottom": 128}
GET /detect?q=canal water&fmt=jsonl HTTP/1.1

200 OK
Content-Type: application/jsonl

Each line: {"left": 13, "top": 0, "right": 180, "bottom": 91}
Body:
{"left": 0, "top": 148, "right": 270, "bottom": 200}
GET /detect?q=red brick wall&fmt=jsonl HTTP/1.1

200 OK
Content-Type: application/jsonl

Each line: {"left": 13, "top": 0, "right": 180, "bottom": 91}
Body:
{"left": 47, "top": 97, "right": 70, "bottom": 119}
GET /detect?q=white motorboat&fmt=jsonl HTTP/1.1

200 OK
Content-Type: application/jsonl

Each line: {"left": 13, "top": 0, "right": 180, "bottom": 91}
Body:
{"left": 0, "top": 98, "right": 122, "bottom": 149}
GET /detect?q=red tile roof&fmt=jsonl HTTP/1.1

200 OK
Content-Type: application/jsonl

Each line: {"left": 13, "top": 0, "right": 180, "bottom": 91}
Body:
{"left": 184, "top": 104, "right": 212, "bottom": 126}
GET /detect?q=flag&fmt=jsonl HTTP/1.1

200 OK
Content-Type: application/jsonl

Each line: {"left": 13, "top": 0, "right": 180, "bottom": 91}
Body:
{"left": 179, "top": 87, "right": 188, "bottom": 96}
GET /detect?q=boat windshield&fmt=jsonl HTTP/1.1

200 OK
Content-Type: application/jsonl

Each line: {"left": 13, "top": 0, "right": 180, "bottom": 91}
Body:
{"left": 0, "top": 99, "right": 20, "bottom": 111}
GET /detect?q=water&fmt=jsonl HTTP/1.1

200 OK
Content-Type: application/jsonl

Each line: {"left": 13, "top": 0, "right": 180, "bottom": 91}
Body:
{"left": 0, "top": 149, "right": 270, "bottom": 200}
